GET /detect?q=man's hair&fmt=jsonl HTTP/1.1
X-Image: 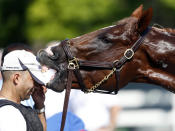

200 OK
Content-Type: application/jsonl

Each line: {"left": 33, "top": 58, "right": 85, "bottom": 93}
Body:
{"left": 2, "top": 71, "right": 16, "bottom": 81}
{"left": 1, "top": 43, "right": 32, "bottom": 81}
{"left": 2, "top": 70, "right": 27, "bottom": 82}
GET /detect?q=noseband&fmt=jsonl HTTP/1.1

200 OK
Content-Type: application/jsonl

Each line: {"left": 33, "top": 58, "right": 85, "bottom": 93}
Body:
{"left": 60, "top": 27, "right": 151, "bottom": 131}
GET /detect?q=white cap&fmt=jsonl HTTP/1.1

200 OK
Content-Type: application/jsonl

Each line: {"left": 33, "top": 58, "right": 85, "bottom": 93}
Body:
{"left": 0, "top": 50, "right": 55, "bottom": 85}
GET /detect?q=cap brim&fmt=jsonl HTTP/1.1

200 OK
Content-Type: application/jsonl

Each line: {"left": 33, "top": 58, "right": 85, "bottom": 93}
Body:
{"left": 28, "top": 68, "right": 56, "bottom": 85}
{"left": 28, "top": 69, "right": 47, "bottom": 85}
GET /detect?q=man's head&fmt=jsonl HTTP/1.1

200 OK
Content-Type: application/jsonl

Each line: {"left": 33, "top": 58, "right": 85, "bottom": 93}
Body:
{"left": 1, "top": 50, "right": 51, "bottom": 84}
{"left": 2, "top": 69, "right": 35, "bottom": 100}
{"left": 1, "top": 50, "right": 54, "bottom": 100}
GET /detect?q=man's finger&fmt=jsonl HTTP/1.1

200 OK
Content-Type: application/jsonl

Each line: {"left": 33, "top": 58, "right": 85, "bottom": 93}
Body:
{"left": 42, "top": 86, "right": 47, "bottom": 94}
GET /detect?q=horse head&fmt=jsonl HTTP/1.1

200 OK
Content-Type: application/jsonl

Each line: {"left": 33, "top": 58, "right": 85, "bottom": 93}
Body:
{"left": 37, "top": 5, "right": 175, "bottom": 93}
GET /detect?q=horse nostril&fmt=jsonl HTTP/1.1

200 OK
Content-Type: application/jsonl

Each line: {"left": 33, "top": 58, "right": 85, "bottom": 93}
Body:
{"left": 37, "top": 50, "right": 45, "bottom": 61}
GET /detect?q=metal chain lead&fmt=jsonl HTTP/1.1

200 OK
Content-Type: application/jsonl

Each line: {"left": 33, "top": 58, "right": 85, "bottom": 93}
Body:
{"left": 67, "top": 55, "right": 118, "bottom": 93}
{"left": 86, "top": 67, "right": 116, "bottom": 93}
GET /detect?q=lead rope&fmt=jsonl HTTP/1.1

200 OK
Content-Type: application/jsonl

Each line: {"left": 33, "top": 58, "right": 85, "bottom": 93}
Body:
{"left": 60, "top": 70, "right": 73, "bottom": 131}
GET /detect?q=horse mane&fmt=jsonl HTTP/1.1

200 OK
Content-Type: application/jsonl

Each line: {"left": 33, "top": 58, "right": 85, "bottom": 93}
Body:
{"left": 164, "top": 28, "right": 175, "bottom": 35}
{"left": 152, "top": 25, "right": 175, "bottom": 36}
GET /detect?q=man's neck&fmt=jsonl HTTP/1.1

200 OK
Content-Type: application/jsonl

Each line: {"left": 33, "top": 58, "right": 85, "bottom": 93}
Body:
{"left": 0, "top": 82, "right": 20, "bottom": 104}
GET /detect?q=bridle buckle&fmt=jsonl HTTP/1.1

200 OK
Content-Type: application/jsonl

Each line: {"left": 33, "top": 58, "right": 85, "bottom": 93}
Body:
{"left": 124, "top": 48, "right": 134, "bottom": 60}
{"left": 68, "top": 57, "right": 79, "bottom": 70}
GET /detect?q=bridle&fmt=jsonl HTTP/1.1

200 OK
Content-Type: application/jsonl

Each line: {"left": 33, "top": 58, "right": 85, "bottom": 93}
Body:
{"left": 60, "top": 27, "right": 151, "bottom": 131}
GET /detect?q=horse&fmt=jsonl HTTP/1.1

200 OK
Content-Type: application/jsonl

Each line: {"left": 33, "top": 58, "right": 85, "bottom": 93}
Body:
{"left": 37, "top": 5, "right": 175, "bottom": 95}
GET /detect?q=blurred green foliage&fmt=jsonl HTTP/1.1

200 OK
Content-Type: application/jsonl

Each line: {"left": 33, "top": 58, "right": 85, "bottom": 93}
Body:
{"left": 0, "top": 0, "right": 175, "bottom": 48}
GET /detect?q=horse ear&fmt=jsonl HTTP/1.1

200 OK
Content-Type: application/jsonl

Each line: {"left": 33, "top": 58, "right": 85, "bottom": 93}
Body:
{"left": 137, "top": 7, "right": 153, "bottom": 33}
{"left": 131, "top": 4, "right": 143, "bottom": 18}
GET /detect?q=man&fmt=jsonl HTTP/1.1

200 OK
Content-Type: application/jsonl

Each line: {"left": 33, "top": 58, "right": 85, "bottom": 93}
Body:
{"left": 0, "top": 50, "right": 53, "bottom": 131}
{"left": 0, "top": 43, "right": 85, "bottom": 131}
{"left": 0, "top": 43, "right": 36, "bottom": 106}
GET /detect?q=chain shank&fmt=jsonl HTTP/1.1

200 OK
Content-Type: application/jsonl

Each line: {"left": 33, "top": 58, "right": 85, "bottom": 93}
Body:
{"left": 86, "top": 67, "right": 116, "bottom": 93}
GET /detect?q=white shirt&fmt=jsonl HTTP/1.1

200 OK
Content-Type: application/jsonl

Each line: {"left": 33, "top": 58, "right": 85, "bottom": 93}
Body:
{"left": 0, "top": 98, "right": 26, "bottom": 131}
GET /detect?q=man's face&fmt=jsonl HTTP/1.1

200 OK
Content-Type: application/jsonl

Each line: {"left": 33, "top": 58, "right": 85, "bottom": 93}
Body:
{"left": 18, "top": 71, "right": 35, "bottom": 101}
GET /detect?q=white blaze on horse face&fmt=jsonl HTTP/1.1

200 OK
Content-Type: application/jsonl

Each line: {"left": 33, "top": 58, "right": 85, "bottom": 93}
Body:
{"left": 45, "top": 42, "right": 60, "bottom": 56}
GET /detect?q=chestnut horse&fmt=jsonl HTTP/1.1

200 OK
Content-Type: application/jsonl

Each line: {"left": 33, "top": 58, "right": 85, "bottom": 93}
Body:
{"left": 37, "top": 5, "right": 175, "bottom": 95}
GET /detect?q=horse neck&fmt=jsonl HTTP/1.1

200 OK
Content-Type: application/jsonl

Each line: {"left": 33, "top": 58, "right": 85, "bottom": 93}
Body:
{"left": 143, "top": 27, "right": 175, "bottom": 55}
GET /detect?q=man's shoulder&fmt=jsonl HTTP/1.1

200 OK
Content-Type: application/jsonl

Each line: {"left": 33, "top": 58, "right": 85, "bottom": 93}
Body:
{"left": 0, "top": 105, "right": 27, "bottom": 131}
{"left": 0, "top": 104, "right": 24, "bottom": 117}
{"left": 0, "top": 99, "right": 26, "bottom": 122}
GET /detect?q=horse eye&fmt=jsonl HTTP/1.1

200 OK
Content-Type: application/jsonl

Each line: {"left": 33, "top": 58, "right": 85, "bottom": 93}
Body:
{"left": 99, "top": 36, "right": 111, "bottom": 44}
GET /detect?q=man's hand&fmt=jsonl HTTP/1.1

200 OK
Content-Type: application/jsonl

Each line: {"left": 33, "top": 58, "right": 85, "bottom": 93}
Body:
{"left": 32, "top": 82, "right": 47, "bottom": 109}
{"left": 32, "top": 82, "right": 47, "bottom": 131}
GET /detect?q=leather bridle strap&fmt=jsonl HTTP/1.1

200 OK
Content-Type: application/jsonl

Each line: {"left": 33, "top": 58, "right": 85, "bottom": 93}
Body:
{"left": 60, "top": 40, "right": 86, "bottom": 131}
{"left": 113, "top": 27, "right": 151, "bottom": 93}
{"left": 60, "top": 70, "right": 73, "bottom": 131}
{"left": 61, "top": 40, "right": 86, "bottom": 89}
{"left": 114, "top": 27, "right": 150, "bottom": 69}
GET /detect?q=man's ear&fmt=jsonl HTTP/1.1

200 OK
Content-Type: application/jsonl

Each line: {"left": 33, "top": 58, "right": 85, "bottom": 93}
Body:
{"left": 13, "top": 73, "right": 20, "bottom": 85}
{"left": 131, "top": 5, "right": 153, "bottom": 33}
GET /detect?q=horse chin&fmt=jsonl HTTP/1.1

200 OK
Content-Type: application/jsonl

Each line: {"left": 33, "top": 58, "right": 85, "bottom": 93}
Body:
{"left": 47, "top": 82, "right": 65, "bottom": 92}
{"left": 46, "top": 70, "right": 68, "bottom": 92}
